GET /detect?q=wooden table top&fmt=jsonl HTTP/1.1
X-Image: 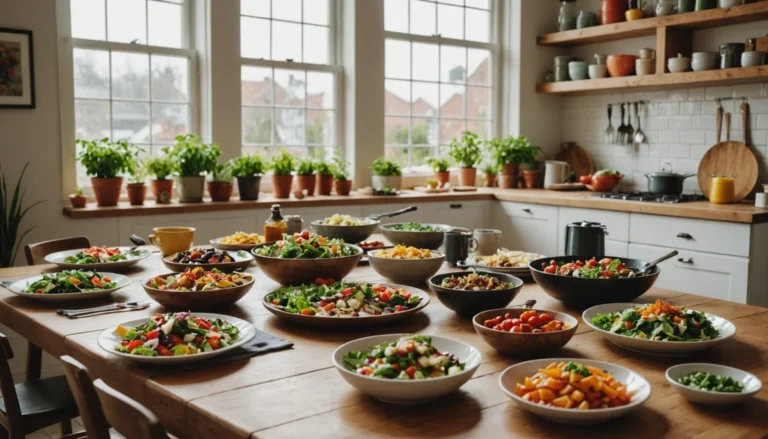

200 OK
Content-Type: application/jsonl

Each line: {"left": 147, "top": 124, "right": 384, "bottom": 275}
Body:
{"left": 1, "top": 256, "right": 767, "bottom": 438}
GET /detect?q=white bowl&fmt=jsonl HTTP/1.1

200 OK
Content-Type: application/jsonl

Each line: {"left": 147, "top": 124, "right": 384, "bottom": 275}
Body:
{"left": 332, "top": 334, "right": 481, "bottom": 404}
{"left": 666, "top": 363, "right": 762, "bottom": 405}
{"left": 691, "top": 52, "right": 718, "bottom": 71}
{"left": 668, "top": 56, "right": 691, "bottom": 73}
{"left": 367, "top": 251, "right": 445, "bottom": 283}
{"left": 7, "top": 272, "right": 131, "bottom": 302}
{"left": 741, "top": 51, "right": 765, "bottom": 68}
{"left": 588, "top": 64, "right": 607, "bottom": 79}
{"left": 583, "top": 303, "right": 736, "bottom": 356}
{"left": 718, "top": 0, "right": 744, "bottom": 7}
{"left": 499, "top": 358, "right": 651, "bottom": 424}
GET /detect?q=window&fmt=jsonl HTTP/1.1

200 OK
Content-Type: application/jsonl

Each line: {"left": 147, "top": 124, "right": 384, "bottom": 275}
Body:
{"left": 384, "top": 0, "right": 496, "bottom": 172}
{"left": 70, "top": 0, "right": 195, "bottom": 186}
{"left": 240, "top": 0, "right": 339, "bottom": 160}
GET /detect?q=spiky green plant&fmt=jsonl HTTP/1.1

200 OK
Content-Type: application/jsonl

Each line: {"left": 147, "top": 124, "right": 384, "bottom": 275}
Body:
{"left": 1, "top": 163, "right": 44, "bottom": 267}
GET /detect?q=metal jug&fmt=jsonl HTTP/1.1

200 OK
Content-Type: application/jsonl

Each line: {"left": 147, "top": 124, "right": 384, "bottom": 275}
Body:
{"left": 565, "top": 221, "right": 607, "bottom": 256}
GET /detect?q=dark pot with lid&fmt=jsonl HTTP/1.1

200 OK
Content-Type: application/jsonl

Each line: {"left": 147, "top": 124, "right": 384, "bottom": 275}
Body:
{"left": 645, "top": 163, "right": 695, "bottom": 195}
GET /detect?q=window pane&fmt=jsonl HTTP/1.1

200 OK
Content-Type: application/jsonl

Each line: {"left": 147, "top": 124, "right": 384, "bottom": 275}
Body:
{"left": 148, "top": 1, "right": 183, "bottom": 48}
{"left": 274, "top": 69, "right": 305, "bottom": 107}
{"left": 385, "top": 80, "right": 410, "bottom": 115}
{"left": 274, "top": 0, "right": 301, "bottom": 21}
{"left": 467, "top": 119, "right": 491, "bottom": 140}
{"left": 242, "top": 66, "right": 273, "bottom": 105}
{"left": 412, "top": 43, "right": 438, "bottom": 81}
{"left": 272, "top": 21, "right": 302, "bottom": 61}
{"left": 411, "top": 82, "right": 438, "bottom": 116}
{"left": 385, "top": 40, "right": 410, "bottom": 79}
{"left": 385, "top": 0, "right": 408, "bottom": 32}
{"left": 241, "top": 17, "right": 271, "bottom": 59}
{"left": 465, "top": 8, "right": 490, "bottom": 42}
{"left": 307, "top": 72, "right": 334, "bottom": 109}
{"left": 466, "top": 0, "right": 489, "bottom": 9}
{"left": 440, "top": 118, "right": 464, "bottom": 144}
{"left": 307, "top": 109, "right": 334, "bottom": 145}
{"left": 307, "top": 146, "right": 334, "bottom": 161}
{"left": 241, "top": 0, "right": 270, "bottom": 17}
{"left": 303, "top": 25, "right": 329, "bottom": 64}
{"left": 275, "top": 108, "right": 305, "bottom": 144}
{"left": 441, "top": 45, "right": 466, "bottom": 83}
{"left": 440, "top": 84, "right": 465, "bottom": 117}
{"left": 151, "top": 103, "right": 188, "bottom": 142}
{"left": 73, "top": 49, "right": 109, "bottom": 99}
{"left": 112, "top": 101, "right": 150, "bottom": 142}
{"left": 385, "top": 146, "right": 409, "bottom": 168}
{"left": 385, "top": 117, "right": 409, "bottom": 145}
{"left": 304, "top": 0, "right": 329, "bottom": 25}
{"left": 467, "top": 86, "right": 490, "bottom": 119}
{"left": 410, "top": 0, "right": 436, "bottom": 36}
{"left": 437, "top": 4, "right": 464, "bottom": 40}
{"left": 151, "top": 55, "right": 188, "bottom": 102}
{"left": 411, "top": 117, "right": 438, "bottom": 145}
{"left": 468, "top": 49, "right": 491, "bottom": 85}
{"left": 71, "top": 0, "right": 106, "bottom": 40}
{"left": 411, "top": 146, "right": 435, "bottom": 168}
{"left": 243, "top": 107, "right": 272, "bottom": 144}
{"left": 438, "top": 0, "right": 463, "bottom": 5}
{"left": 75, "top": 99, "right": 111, "bottom": 139}
{"left": 107, "top": 0, "right": 147, "bottom": 44}
{"left": 111, "top": 52, "right": 149, "bottom": 101}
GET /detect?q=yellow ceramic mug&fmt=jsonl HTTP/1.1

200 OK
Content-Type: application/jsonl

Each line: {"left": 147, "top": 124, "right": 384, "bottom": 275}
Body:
{"left": 148, "top": 227, "right": 195, "bottom": 255}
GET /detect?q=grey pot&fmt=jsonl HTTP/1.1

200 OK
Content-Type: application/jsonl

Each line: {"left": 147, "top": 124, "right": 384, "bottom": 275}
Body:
{"left": 237, "top": 175, "right": 262, "bottom": 201}
{"left": 177, "top": 176, "right": 206, "bottom": 203}
{"left": 645, "top": 164, "right": 695, "bottom": 195}
{"left": 372, "top": 175, "right": 402, "bottom": 191}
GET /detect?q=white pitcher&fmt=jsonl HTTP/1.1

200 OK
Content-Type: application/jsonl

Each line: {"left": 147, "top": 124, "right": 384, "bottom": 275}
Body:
{"left": 544, "top": 161, "right": 570, "bottom": 189}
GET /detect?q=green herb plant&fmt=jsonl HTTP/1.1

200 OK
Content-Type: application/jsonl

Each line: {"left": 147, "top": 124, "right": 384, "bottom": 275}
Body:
{"left": 330, "top": 156, "right": 350, "bottom": 181}
{"left": 426, "top": 157, "right": 451, "bottom": 173}
{"left": 1, "top": 163, "right": 44, "bottom": 267}
{"left": 488, "top": 136, "right": 540, "bottom": 167}
{"left": 76, "top": 138, "right": 140, "bottom": 178}
{"left": 73, "top": 186, "right": 84, "bottom": 197}
{"left": 296, "top": 159, "right": 316, "bottom": 176}
{"left": 146, "top": 156, "right": 176, "bottom": 180}
{"left": 269, "top": 149, "right": 297, "bottom": 176}
{"left": 448, "top": 131, "right": 482, "bottom": 168}
{"left": 163, "top": 134, "right": 221, "bottom": 177}
{"left": 314, "top": 161, "right": 332, "bottom": 176}
{"left": 211, "top": 163, "right": 233, "bottom": 183}
{"left": 129, "top": 158, "right": 149, "bottom": 184}
{"left": 371, "top": 157, "right": 402, "bottom": 176}
{"left": 231, "top": 154, "right": 265, "bottom": 177}
{"left": 482, "top": 163, "right": 499, "bottom": 175}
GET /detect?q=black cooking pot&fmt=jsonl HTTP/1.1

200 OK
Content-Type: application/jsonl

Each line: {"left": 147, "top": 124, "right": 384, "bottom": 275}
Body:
{"left": 645, "top": 163, "right": 695, "bottom": 195}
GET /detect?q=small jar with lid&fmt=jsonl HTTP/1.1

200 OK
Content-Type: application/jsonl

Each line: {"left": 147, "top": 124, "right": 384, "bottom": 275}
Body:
{"left": 264, "top": 204, "right": 288, "bottom": 241}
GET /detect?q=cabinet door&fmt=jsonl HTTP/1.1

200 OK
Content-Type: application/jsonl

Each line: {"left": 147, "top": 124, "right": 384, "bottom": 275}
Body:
{"left": 362, "top": 203, "right": 422, "bottom": 224}
{"left": 628, "top": 243, "right": 748, "bottom": 303}
{"left": 493, "top": 202, "right": 558, "bottom": 256}
{"left": 630, "top": 213, "right": 750, "bottom": 257}
{"left": 605, "top": 240, "right": 628, "bottom": 258}
{"left": 422, "top": 200, "right": 490, "bottom": 231}
{"left": 118, "top": 210, "right": 263, "bottom": 246}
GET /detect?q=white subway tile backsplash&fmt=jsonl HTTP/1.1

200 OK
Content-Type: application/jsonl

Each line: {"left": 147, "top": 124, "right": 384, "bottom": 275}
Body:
{"left": 668, "top": 89, "right": 688, "bottom": 101}
{"left": 733, "top": 84, "right": 764, "bottom": 98}
{"left": 680, "top": 102, "right": 701, "bottom": 115}
{"left": 681, "top": 130, "right": 706, "bottom": 145}
{"left": 690, "top": 144, "right": 710, "bottom": 160}
{"left": 749, "top": 99, "right": 768, "bottom": 114}
{"left": 705, "top": 86, "right": 734, "bottom": 99}
{"left": 688, "top": 88, "right": 706, "bottom": 101}
{"left": 693, "top": 115, "right": 713, "bottom": 130}
{"left": 658, "top": 102, "right": 680, "bottom": 116}
{"left": 659, "top": 130, "right": 680, "bottom": 143}
{"left": 750, "top": 130, "right": 767, "bottom": 146}
{"left": 668, "top": 144, "right": 690, "bottom": 159}
{"left": 669, "top": 116, "right": 692, "bottom": 130}
{"left": 645, "top": 117, "right": 668, "bottom": 130}
{"left": 649, "top": 144, "right": 669, "bottom": 158}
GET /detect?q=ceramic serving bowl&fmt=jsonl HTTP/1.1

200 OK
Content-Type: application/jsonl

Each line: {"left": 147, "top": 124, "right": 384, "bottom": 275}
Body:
{"left": 668, "top": 54, "right": 691, "bottom": 73}
{"left": 252, "top": 244, "right": 363, "bottom": 285}
{"left": 498, "top": 359, "right": 651, "bottom": 424}
{"left": 379, "top": 223, "right": 452, "bottom": 250}
{"left": 367, "top": 250, "right": 445, "bottom": 284}
{"left": 472, "top": 308, "right": 578, "bottom": 356}
{"left": 332, "top": 334, "right": 482, "bottom": 404}
{"left": 635, "top": 58, "right": 655, "bottom": 76}
{"left": 162, "top": 249, "right": 254, "bottom": 272}
{"left": 568, "top": 61, "right": 589, "bottom": 81}
{"left": 606, "top": 55, "right": 638, "bottom": 77}
{"left": 588, "top": 64, "right": 607, "bottom": 79}
{"left": 692, "top": 52, "right": 718, "bottom": 71}
{"left": 666, "top": 363, "right": 762, "bottom": 405}
{"left": 428, "top": 271, "right": 524, "bottom": 317}
{"left": 741, "top": 51, "right": 765, "bottom": 67}
{"left": 142, "top": 272, "right": 255, "bottom": 310}
{"left": 310, "top": 218, "right": 380, "bottom": 244}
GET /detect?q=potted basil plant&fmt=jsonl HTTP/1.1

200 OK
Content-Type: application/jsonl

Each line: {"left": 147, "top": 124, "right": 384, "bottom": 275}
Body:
{"left": 448, "top": 131, "right": 482, "bottom": 187}
{"left": 76, "top": 138, "right": 139, "bottom": 206}
{"left": 208, "top": 163, "right": 234, "bottom": 202}
{"left": 296, "top": 159, "right": 317, "bottom": 196}
{"left": 331, "top": 156, "right": 352, "bottom": 196}
{"left": 69, "top": 186, "right": 87, "bottom": 208}
{"left": 269, "top": 149, "right": 296, "bottom": 199}
{"left": 482, "top": 164, "right": 498, "bottom": 188}
{"left": 126, "top": 158, "right": 148, "bottom": 206}
{"left": 164, "top": 134, "right": 221, "bottom": 203}
{"left": 490, "top": 135, "right": 536, "bottom": 189}
{"left": 426, "top": 157, "right": 452, "bottom": 186}
{"left": 370, "top": 157, "right": 402, "bottom": 191}
{"left": 231, "top": 153, "right": 264, "bottom": 201}
{"left": 146, "top": 155, "right": 176, "bottom": 204}
{"left": 315, "top": 161, "right": 333, "bottom": 196}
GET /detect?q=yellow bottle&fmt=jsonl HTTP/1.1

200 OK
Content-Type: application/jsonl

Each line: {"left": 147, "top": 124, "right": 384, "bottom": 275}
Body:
{"left": 264, "top": 204, "right": 288, "bottom": 242}
{"left": 710, "top": 175, "right": 735, "bottom": 204}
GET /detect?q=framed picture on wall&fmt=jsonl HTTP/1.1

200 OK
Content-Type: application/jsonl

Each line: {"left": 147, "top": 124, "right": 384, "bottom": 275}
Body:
{"left": 0, "top": 28, "right": 35, "bottom": 109}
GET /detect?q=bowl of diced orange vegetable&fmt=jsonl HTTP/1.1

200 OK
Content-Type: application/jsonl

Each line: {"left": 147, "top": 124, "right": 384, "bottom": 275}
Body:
{"left": 499, "top": 359, "right": 651, "bottom": 424}
{"left": 367, "top": 245, "right": 445, "bottom": 284}
{"left": 472, "top": 308, "right": 578, "bottom": 355}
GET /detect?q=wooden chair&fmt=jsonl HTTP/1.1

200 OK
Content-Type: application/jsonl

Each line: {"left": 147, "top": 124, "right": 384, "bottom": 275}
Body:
{"left": 60, "top": 356, "right": 112, "bottom": 439}
{"left": 93, "top": 379, "right": 169, "bottom": 439}
{"left": 0, "top": 333, "right": 79, "bottom": 439}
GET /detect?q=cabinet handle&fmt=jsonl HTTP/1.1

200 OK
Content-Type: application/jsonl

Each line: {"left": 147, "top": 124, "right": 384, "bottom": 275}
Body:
{"left": 450, "top": 204, "right": 462, "bottom": 209}
{"left": 676, "top": 233, "right": 693, "bottom": 240}
{"left": 522, "top": 208, "right": 532, "bottom": 214}
{"left": 677, "top": 257, "right": 694, "bottom": 264}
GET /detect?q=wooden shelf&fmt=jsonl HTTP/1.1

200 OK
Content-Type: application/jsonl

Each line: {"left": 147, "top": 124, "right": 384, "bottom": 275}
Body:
{"left": 538, "top": 2, "right": 768, "bottom": 47}
{"left": 536, "top": 66, "right": 767, "bottom": 95}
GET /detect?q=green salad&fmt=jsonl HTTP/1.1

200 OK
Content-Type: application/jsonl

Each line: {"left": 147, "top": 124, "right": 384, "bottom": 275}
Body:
{"left": 63, "top": 246, "right": 139, "bottom": 264}
{"left": 678, "top": 372, "right": 744, "bottom": 393}
{"left": 253, "top": 231, "right": 357, "bottom": 259}
{"left": 24, "top": 271, "right": 117, "bottom": 294}
{"left": 343, "top": 335, "right": 465, "bottom": 380}
{"left": 590, "top": 300, "right": 719, "bottom": 342}
{"left": 388, "top": 222, "right": 442, "bottom": 232}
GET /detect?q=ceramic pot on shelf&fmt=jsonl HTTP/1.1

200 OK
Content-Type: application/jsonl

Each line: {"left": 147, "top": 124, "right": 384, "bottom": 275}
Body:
{"left": 334, "top": 179, "right": 352, "bottom": 196}
{"left": 236, "top": 175, "right": 261, "bottom": 201}
{"left": 91, "top": 177, "right": 123, "bottom": 207}
{"left": 316, "top": 173, "right": 333, "bottom": 195}
{"left": 600, "top": 0, "right": 628, "bottom": 24}
{"left": 499, "top": 162, "right": 520, "bottom": 189}
{"left": 741, "top": 51, "right": 765, "bottom": 67}
{"left": 692, "top": 52, "right": 718, "bottom": 71}
{"left": 636, "top": 58, "right": 656, "bottom": 75}
{"left": 588, "top": 64, "right": 608, "bottom": 79}
{"left": 296, "top": 174, "right": 316, "bottom": 196}
{"left": 372, "top": 175, "right": 402, "bottom": 191}
{"left": 435, "top": 171, "right": 450, "bottom": 186}
{"left": 151, "top": 179, "right": 173, "bottom": 204}
{"left": 69, "top": 194, "right": 87, "bottom": 208}
{"left": 126, "top": 183, "right": 147, "bottom": 206}
{"left": 177, "top": 176, "right": 205, "bottom": 203}
{"left": 667, "top": 53, "right": 691, "bottom": 73}
{"left": 271, "top": 175, "right": 294, "bottom": 199}
{"left": 458, "top": 168, "right": 477, "bottom": 187}
{"left": 483, "top": 173, "right": 497, "bottom": 188}
{"left": 522, "top": 170, "right": 541, "bottom": 189}
{"left": 207, "top": 181, "right": 233, "bottom": 202}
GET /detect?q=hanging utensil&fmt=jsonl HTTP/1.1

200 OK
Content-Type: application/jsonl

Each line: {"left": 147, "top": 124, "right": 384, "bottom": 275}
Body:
{"left": 634, "top": 102, "right": 646, "bottom": 145}
{"left": 625, "top": 102, "right": 635, "bottom": 145}
{"left": 604, "top": 104, "right": 615, "bottom": 144}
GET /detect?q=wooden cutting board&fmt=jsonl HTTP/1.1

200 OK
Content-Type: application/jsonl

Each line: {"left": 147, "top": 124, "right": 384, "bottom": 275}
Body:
{"left": 556, "top": 142, "right": 595, "bottom": 177}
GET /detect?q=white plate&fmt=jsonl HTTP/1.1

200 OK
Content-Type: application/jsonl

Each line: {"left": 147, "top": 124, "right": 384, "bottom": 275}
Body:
{"left": 583, "top": 303, "right": 736, "bottom": 356}
{"left": 6, "top": 272, "right": 131, "bottom": 302}
{"left": 45, "top": 247, "right": 150, "bottom": 271}
{"left": 209, "top": 237, "right": 268, "bottom": 251}
{"left": 499, "top": 358, "right": 651, "bottom": 424}
{"left": 98, "top": 312, "right": 256, "bottom": 365}
{"left": 666, "top": 363, "right": 762, "bottom": 406}
{"left": 332, "top": 334, "right": 481, "bottom": 404}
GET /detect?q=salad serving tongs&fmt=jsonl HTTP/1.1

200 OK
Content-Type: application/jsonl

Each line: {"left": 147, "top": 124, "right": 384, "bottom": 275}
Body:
{"left": 367, "top": 205, "right": 417, "bottom": 221}
{"left": 638, "top": 250, "right": 678, "bottom": 276}
{"left": 57, "top": 300, "right": 150, "bottom": 317}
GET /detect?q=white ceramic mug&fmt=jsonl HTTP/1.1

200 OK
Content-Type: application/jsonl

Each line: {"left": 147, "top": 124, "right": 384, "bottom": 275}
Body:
{"left": 472, "top": 229, "right": 502, "bottom": 256}
{"left": 741, "top": 51, "right": 765, "bottom": 67}
{"left": 544, "top": 161, "right": 570, "bottom": 189}
{"left": 756, "top": 193, "right": 768, "bottom": 209}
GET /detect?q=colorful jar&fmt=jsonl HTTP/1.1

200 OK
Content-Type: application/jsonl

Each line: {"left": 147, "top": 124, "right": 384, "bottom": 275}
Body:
{"left": 710, "top": 175, "right": 736, "bottom": 204}
{"left": 600, "top": 0, "right": 628, "bottom": 24}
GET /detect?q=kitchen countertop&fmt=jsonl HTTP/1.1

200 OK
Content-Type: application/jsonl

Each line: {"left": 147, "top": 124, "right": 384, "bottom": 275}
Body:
{"left": 62, "top": 188, "right": 768, "bottom": 224}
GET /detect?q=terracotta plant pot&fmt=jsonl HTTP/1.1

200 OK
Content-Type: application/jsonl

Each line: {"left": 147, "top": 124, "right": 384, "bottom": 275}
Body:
{"left": 296, "top": 174, "right": 316, "bottom": 196}
{"left": 272, "top": 175, "right": 293, "bottom": 199}
{"left": 435, "top": 171, "right": 450, "bottom": 186}
{"left": 126, "top": 183, "right": 147, "bottom": 206}
{"left": 317, "top": 173, "right": 333, "bottom": 195}
{"left": 483, "top": 173, "right": 497, "bottom": 188}
{"left": 499, "top": 174, "right": 519, "bottom": 189}
{"left": 334, "top": 179, "right": 353, "bottom": 196}
{"left": 522, "top": 170, "right": 541, "bottom": 189}
{"left": 151, "top": 179, "right": 173, "bottom": 204}
{"left": 207, "top": 181, "right": 233, "bottom": 202}
{"left": 177, "top": 176, "right": 206, "bottom": 203}
{"left": 457, "top": 168, "right": 477, "bottom": 187}
{"left": 236, "top": 175, "right": 261, "bottom": 200}
{"left": 90, "top": 177, "right": 123, "bottom": 207}
{"left": 69, "top": 194, "right": 87, "bottom": 208}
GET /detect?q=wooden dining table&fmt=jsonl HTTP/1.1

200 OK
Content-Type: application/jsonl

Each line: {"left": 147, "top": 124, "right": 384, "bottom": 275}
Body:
{"left": 1, "top": 251, "right": 767, "bottom": 439}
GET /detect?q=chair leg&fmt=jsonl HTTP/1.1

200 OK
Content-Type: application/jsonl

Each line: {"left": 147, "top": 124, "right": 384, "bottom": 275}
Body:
{"left": 26, "top": 342, "right": 42, "bottom": 381}
{"left": 60, "top": 419, "right": 73, "bottom": 436}
{"left": 0, "top": 425, "right": 7, "bottom": 439}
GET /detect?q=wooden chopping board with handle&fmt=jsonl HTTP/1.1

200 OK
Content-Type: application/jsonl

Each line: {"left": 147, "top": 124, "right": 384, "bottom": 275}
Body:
{"left": 697, "top": 103, "right": 759, "bottom": 201}
{"left": 556, "top": 142, "right": 595, "bottom": 177}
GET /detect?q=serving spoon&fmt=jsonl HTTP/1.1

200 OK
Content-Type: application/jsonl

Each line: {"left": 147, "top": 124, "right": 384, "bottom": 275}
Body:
{"left": 638, "top": 250, "right": 678, "bottom": 276}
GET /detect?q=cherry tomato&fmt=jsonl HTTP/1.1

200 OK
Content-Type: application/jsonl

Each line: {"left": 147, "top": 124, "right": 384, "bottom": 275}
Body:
{"left": 559, "top": 266, "right": 571, "bottom": 275}
{"left": 579, "top": 175, "right": 592, "bottom": 185}
{"left": 586, "top": 259, "right": 598, "bottom": 268}
{"left": 208, "top": 337, "right": 220, "bottom": 350}
{"left": 512, "top": 325, "right": 523, "bottom": 333}
{"left": 401, "top": 292, "right": 411, "bottom": 299}
{"left": 157, "top": 345, "right": 173, "bottom": 356}
{"left": 520, "top": 323, "right": 533, "bottom": 333}
{"left": 617, "top": 264, "right": 626, "bottom": 271}
{"left": 574, "top": 260, "right": 584, "bottom": 267}
{"left": 484, "top": 316, "right": 503, "bottom": 328}
{"left": 599, "top": 258, "right": 613, "bottom": 267}
{"left": 394, "top": 305, "right": 405, "bottom": 312}
{"left": 341, "top": 287, "right": 355, "bottom": 296}
{"left": 379, "top": 291, "right": 392, "bottom": 303}
{"left": 501, "top": 319, "right": 515, "bottom": 331}
{"left": 527, "top": 315, "right": 542, "bottom": 328}
{"left": 301, "top": 230, "right": 310, "bottom": 240}
{"left": 126, "top": 340, "right": 143, "bottom": 352}
{"left": 520, "top": 310, "right": 537, "bottom": 323}
{"left": 189, "top": 251, "right": 202, "bottom": 260}
{"left": 300, "top": 308, "right": 314, "bottom": 315}
{"left": 544, "top": 265, "right": 557, "bottom": 274}
{"left": 145, "top": 330, "right": 159, "bottom": 340}
{"left": 171, "top": 335, "right": 183, "bottom": 346}
{"left": 601, "top": 270, "right": 614, "bottom": 278}
{"left": 538, "top": 313, "right": 553, "bottom": 325}
{"left": 625, "top": 321, "right": 633, "bottom": 329}
{"left": 195, "top": 318, "right": 211, "bottom": 330}
{"left": 405, "top": 366, "right": 415, "bottom": 379}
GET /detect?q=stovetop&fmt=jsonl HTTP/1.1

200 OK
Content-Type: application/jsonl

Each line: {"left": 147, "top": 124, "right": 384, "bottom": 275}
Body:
{"left": 592, "top": 192, "right": 707, "bottom": 203}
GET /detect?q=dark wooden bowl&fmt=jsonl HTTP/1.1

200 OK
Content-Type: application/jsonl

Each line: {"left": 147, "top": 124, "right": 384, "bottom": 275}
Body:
{"left": 142, "top": 272, "right": 255, "bottom": 310}
{"left": 161, "top": 249, "right": 254, "bottom": 272}
{"left": 427, "top": 271, "right": 524, "bottom": 318}
{"left": 251, "top": 245, "right": 364, "bottom": 285}
{"left": 472, "top": 308, "right": 578, "bottom": 356}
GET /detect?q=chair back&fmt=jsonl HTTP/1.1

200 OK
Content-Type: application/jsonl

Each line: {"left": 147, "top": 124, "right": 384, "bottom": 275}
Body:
{"left": 93, "top": 379, "right": 168, "bottom": 439}
{"left": 60, "top": 356, "right": 111, "bottom": 439}
{"left": 0, "top": 332, "right": 22, "bottom": 432}
{"left": 24, "top": 236, "right": 91, "bottom": 265}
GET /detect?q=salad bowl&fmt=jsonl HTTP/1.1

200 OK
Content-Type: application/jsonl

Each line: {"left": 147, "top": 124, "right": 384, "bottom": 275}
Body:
{"left": 5, "top": 272, "right": 131, "bottom": 302}
{"left": 252, "top": 244, "right": 363, "bottom": 285}
{"left": 583, "top": 303, "right": 736, "bottom": 355}
{"left": 666, "top": 363, "right": 762, "bottom": 405}
{"left": 332, "top": 334, "right": 481, "bottom": 404}
{"left": 98, "top": 312, "right": 256, "bottom": 364}
{"left": 44, "top": 247, "right": 150, "bottom": 271}
{"left": 310, "top": 218, "right": 379, "bottom": 244}
{"left": 367, "top": 250, "right": 445, "bottom": 284}
{"left": 162, "top": 249, "right": 254, "bottom": 272}
{"left": 428, "top": 271, "right": 523, "bottom": 318}
{"left": 380, "top": 223, "right": 452, "bottom": 250}
{"left": 473, "top": 308, "right": 578, "bottom": 356}
{"left": 142, "top": 271, "right": 255, "bottom": 310}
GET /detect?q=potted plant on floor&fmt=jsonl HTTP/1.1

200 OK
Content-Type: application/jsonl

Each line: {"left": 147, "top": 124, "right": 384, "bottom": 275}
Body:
{"left": 370, "top": 157, "right": 402, "bottom": 191}
{"left": 448, "top": 131, "right": 482, "bottom": 187}
{"left": 331, "top": 156, "right": 352, "bottom": 195}
{"left": 146, "top": 155, "right": 175, "bottom": 204}
{"left": 208, "top": 163, "right": 234, "bottom": 202}
{"left": 165, "top": 134, "right": 220, "bottom": 203}
{"left": 482, "top": 164, "right": 498, "bottom": 188}
{"left": 1, "top": 163, "right": 43, "bottom": 267}
{"left": 76, "top": 138, "right": 138, "bottom": 206}
{"left": 269, "top": 149, "right": 296, "bottom": 199}
{"left": 315, "top": 161, "right": 333, "bottom": 196}
{"left": 69, "top": 186, "right": 87, "bottom": 208}
{"left": 296, "top": 159, "right": 317, "bottom": 196}
{"left": 126, "top": 159, "right": 148, "bottom": 206}
{"left": 231, "top": 153, "right": 264, "bottom": 201}
{"left": 426, "top": 157, "right": 452, "bottom": 186}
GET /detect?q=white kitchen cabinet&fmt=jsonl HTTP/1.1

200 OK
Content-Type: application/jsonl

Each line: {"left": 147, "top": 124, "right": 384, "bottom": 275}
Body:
{"left": 628, "top": 243, "right": 749, "bottom": 303}
{"left": 605, "top": 240, "right": 628, "bottom": 258}
{"left": 362, "top": 203, "right": 422, "bottom": 224}
{"left": 630, "top": 214, "right": 750, "bottom": 257}
{"left": 492, "top": 201, "right": 558, "bottom": 256}
{"left": 421, "top": 200, "right": 490, "bottom": 231}
{"left": 117, "top": 210, "right": 265, "bottom": 246}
